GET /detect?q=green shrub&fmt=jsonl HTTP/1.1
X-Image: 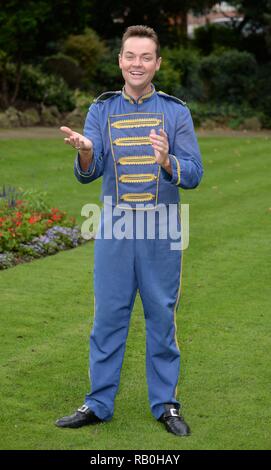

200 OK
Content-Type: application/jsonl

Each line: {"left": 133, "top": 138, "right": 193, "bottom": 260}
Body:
{"left": 96, "top": 37, "right": 123, "bottom": 91}
{"left": 95, "top": 56, "right": 123, "bottom": 93}
{"left": 0, "top": 187, "right": 76, "bottom": 253}
{"left": 6, "top": 63, "right": 75, "bottom": 112}
{"left": 199, "top": 49, "right": 257, "bottom": 104}
{"left": 63, "top": 28, "right": 107, "bottom": 88}
{"left": 154, "top": 58, "right": 181, "bottom": 96}
{"left": 253, "top": 63, "right": 271, "bottom": 128}
{"left": 193, "top": 23, "right": 240, "bottom": 55}
{"left": 73, "top": 90, "right": 94, "bottom": 113}
{"left": 188, "top": 101, "right": 258, "bottom": 128}
{"left": 42, "top": 53, "right": 83, "bottom": 88}
{"left": 157, "top": 47, "right": 203, "bottom": 101}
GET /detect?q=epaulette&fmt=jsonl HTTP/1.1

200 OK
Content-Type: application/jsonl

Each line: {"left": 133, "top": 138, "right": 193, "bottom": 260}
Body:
{"left": 93, "top": 91, "right": 121, "bottom": 104}
{"left": 157, "top": 91, "right": 186, "bottom": 107}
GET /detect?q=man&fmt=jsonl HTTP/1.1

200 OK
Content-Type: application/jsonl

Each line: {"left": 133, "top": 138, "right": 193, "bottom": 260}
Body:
{"left": 56, "top": 25, "right": 203, "bottom": 437}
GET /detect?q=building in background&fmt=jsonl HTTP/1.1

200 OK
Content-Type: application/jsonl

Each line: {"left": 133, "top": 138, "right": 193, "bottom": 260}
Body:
{"left": 188, "top": 2, "right": 243, "bottom": 37}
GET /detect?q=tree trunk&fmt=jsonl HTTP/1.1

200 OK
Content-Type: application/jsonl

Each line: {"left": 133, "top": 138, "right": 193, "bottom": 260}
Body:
{"left": 171, "top": 9, "right": 188, "bottom": 43}
{"left": 180, "top": 10, "right": 188, "bottom": 37}
{"left": 10, "top": 57, "right": 22, "bottom": 105}
{"left": 0, "top": 61, "right": 9, "bottom": 109}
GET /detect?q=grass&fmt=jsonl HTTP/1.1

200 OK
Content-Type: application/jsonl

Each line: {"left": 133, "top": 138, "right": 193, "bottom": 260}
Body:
{"left": 0, "top": 135, "right": 270, "bottom": 450}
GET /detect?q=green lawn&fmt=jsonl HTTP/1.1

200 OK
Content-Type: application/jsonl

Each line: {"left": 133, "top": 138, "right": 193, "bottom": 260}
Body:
{"left": 0, "top": 136, "right": 270, "bottom": 450}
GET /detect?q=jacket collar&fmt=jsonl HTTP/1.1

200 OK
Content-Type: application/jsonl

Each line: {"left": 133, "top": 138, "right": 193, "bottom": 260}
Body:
{"left": 122, "top": 84, "right": 156, "bottom": 104}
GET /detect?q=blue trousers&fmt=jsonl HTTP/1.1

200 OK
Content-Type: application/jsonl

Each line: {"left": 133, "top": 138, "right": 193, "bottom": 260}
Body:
{"left": 85, "top": 204, "right": 182, "bottom": 420}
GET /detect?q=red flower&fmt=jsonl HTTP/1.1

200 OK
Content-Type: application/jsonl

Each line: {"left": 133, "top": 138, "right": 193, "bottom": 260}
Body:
{"left": 28, "top": 214, "right": 41, "bottom": 224}
{"left": 16, "top": 221, "right": 22, "bottom": 226}
{"left": 16, "top": 200, "right": 23, "bottom": 206}
{"left": 16, "top": 212, "right": 22, "bottom": 218}
{"left": 51, "top": 214, "right": 61, "bottom": 221}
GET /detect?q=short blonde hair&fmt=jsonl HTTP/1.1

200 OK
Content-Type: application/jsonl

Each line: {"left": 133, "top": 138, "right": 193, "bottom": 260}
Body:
{"left": 120, "top": 25, "right": 160, "bottom": 58}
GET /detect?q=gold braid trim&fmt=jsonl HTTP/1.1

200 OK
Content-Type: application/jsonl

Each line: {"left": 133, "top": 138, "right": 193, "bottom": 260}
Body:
{"left": 113, "top": 136, "right": 151, "bottom": 146}
{"left": 119, "top": 174, "right": 157, "bottom": 183}
{"left": 112, "top": 118, "right": 162, "bottom": 129}
{"left": 118, "top": 156, "right": 156, "bottom": 165}
{"left": 120, "top": 193, "right": 155, "bottom": 202}
{"left": 171, "top": 155, "right": 181, "bottom": 185}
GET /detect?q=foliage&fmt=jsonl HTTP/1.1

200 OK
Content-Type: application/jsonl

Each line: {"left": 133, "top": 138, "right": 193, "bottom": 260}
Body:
{"left": 0, "top": 183, "right": 87, "bottom": 270}
{"left": 42, "top": 53, "right": 83, "bottom": 88}
{"left": 193, "top": 21, "right": 270, "bottom": 63}
{"left": 188, "top": 101, "right": 262, "bottom": 128}
{"left": 199, "top": 49, "right": 258, "bottom": 104}
{"left": 17, "top": 225, "right": 83, "bottom": 259}
{"left": 0, "top": 1, "right": 92, "bottom": 60}
{"left": 73, "top": 90, "right": 94, "bottom": 114}
{"left": 87, "top": 0, "right": 217, "bottom": 43}
{"left": 0, "top": 1, "right": 51, "bottom": 60}
{"left": 0, "top": 1, "right": 93, "bottom": 107}
{"left": 193, "top": 23, "right": 240, "bottom": 55}
{"left": 63, "top": 28, "right": 107, "bottom": 88}
{"left": 3, "top": 63, "right": 75, "bottom": 111}
{"left": 229, "top": 0, "right": 271, "bottom": 39}
{"left": 0, "top": 187, "right": 78, "bottom": 256}
{"left": 0, "top": 1, "right": 271, "bottom": 124}
{"left": 155, "top": 47, "right": 203, "bottom": 101}
{"left": 253, "top": 62, "right": 271, "bottom": 127}
{"left": 154, "top": 58, "right": 181, "bottom": 96}
{"left": 94, "top": 38, "right": 123, "bottom": 94}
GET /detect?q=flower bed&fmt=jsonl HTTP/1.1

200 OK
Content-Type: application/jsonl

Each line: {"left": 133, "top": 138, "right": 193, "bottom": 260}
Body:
{"left": 0, "top": 186, "right": 86, "bottom": 270}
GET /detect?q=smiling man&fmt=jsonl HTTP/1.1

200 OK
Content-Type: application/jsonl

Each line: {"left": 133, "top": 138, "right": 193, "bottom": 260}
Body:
{"left": 119, "top": 34, "right": 161, "bottom": 97}
{"left": 56, "top": 25, "right": 203, "bottom": 437}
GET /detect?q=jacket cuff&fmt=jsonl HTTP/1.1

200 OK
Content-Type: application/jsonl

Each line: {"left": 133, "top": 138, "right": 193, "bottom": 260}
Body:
{"left": 75, "top": 153, "right": 96, "bottom": 178}
{"left": 161, "top": 154, "right": 181, "bottom": 186}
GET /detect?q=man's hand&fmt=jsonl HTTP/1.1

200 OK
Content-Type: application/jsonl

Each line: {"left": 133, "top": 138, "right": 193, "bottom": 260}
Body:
{"left": 149, "top": 128, "right": 172, "bottom": 175}
{"left": 60, "top": 126, "right": 93, "bottom": 154}
{"left": 60, "top": 126, "right": 94, "bottom": 171}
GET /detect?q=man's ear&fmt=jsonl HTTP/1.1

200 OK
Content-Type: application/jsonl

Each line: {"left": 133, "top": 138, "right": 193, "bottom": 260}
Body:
{"left": 118, "top": 53, "right": 122, "bottom": 68}
{"left": 156, "top": 57, "right": 162, "bottom": 71}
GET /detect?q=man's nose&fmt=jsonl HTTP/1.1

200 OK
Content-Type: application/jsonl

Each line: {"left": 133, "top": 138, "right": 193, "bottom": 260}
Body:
{"left": 132, "top": 57, "right": 143, "bottom": 66}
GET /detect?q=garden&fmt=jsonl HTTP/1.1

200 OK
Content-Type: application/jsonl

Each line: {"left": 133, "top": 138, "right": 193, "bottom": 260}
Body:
{"left": 0, "top": 186, "right": 85, "bottom": 270}
{"left": 1, "top": 1, "right": 271, "bottom": 130}
{"left": 0, "top": 0, "right": 270, "bottom": 452}
{"left": 0, "top": 134, "right": 270, "bottom": 450}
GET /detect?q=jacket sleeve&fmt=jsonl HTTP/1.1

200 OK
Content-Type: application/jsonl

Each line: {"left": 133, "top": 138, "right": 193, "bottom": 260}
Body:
{"left": 161, "top": 106, "right": 203, "bottom": 189}
{"left": 74, "top": 103, "right": 105, "bottom": 184}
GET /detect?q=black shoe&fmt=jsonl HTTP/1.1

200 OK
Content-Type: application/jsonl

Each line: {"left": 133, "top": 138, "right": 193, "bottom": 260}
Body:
{"left": 159, "top": 404, "right": 191, "bottom": 437}
{"left": 55, "top": 404, "right": 103, "bottom": 428}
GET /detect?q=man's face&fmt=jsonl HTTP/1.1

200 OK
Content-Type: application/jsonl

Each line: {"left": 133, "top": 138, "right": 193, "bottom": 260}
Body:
{"left": 119, "top": 36, "right": 161, "bottom": 92}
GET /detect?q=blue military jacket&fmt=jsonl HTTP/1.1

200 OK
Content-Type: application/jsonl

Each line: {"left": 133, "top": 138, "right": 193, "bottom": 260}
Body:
{"left": 74, "top": 86, "right": 203, "bottom": 209}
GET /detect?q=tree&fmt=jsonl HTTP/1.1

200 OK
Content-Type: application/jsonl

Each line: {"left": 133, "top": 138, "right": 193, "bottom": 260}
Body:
{"left": 161, "top": 0, "right": 217, "bottom": 43}
{"left": 0, "top": 1, "right": 50, "bottom": 107}
{"left": 88, "top": 0, "right": 217, "bottom": 45}
{"left": 227, "top": 1, "right": 271, "bottom": 50}
{"left": 228, "top": 0, "right": 271, "bottom": 33}
{"left": 0, "top": 0, "right": 92, "bottom": 108}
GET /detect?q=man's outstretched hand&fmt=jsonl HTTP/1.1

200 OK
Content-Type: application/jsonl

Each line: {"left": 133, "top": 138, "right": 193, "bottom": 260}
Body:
{"left": 60, "top": 126, "right": 93, "bottom": 154}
